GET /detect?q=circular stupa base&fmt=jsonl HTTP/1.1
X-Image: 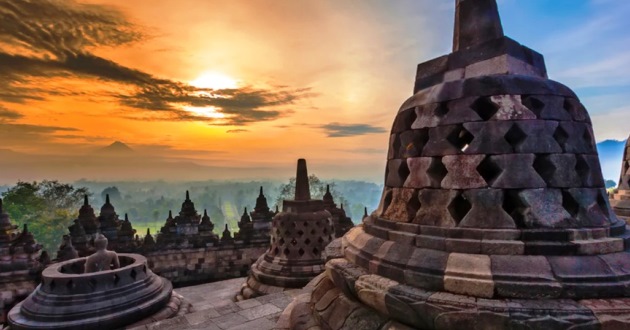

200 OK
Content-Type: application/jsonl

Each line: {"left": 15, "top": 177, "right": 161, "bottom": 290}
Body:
{"left": 7, "top": 254, "right": 175, "bottom": 330}
{"left": 290, "top": 260, "right": 630, "bottom": 330}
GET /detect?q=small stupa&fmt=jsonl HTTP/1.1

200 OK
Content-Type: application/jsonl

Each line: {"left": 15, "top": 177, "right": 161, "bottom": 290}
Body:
{"left": 238, "top": 159, "right": 333, "bottom": 300}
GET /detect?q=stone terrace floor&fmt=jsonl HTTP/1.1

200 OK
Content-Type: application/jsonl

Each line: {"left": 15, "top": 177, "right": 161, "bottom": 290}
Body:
{"left": 129, "top": 278, "right": 304, "bottom": 330}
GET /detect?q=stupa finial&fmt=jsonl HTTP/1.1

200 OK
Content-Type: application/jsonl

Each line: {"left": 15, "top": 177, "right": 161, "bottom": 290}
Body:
{"left": 84, "top": 195, "right": 89, "bottom": 206}
{"left": 185, "top": 190, "right": 190, "bottom": 201}
{"left": 453, "top": 0, "right": 504, "bottom": 51}
{"left": 295, "top": 159, "right": 310, "bottom": 201}
{"left": 105, "top": 194, "right": 110, "bottom": 204}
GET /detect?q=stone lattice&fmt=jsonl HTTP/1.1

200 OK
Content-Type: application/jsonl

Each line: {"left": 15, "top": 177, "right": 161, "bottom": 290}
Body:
{"left": 322, "top": 185, "right": 354, "bottom": 237}
{"left": 238, "top": 159, "right": 333, "bottom": 300}
{"left": 610, "top": 135, "right": 630, "bottom": 221}
{"left": 286, "top": 1, "right": 630, "bottom": 329}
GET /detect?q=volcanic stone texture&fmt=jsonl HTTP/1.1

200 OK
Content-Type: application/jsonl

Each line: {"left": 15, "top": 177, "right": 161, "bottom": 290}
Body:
{"left": 610, "top": 135, "right": 630, "bottom": 220}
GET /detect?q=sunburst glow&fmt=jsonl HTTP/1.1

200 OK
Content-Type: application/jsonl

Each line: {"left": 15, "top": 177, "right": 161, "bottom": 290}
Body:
{"left": 190, "top": 72, "right": 238, "bottom": 90}
{"left": 183, "top": 106, "right": 226, "bottom": 119}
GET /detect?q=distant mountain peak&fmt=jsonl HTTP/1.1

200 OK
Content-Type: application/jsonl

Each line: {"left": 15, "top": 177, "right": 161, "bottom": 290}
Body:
{"left": 100, "top": 141, "right": 134, "bottom": 154}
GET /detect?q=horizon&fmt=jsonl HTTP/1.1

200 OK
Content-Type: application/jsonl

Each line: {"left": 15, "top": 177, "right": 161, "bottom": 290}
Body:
{"left": 1, "top": 0, "right": 629, "bottom": 184}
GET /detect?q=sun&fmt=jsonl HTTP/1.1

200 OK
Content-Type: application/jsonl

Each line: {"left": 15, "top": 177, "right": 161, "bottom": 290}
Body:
{"left": 190, "top": 71, "right": 238, "bottom": 90}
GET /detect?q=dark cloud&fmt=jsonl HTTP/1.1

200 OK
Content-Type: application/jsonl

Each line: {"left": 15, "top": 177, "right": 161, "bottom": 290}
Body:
{"left": 0, "top": 0, "right": 308, "bottom": 125}
{"left": 0, "top": 122, "right": 79, "bottom": 147}
{"left": 0, "top": 106, "right": 23, "bottom": 120}
{"left": 319, "top": 123, "right": 387, "bottom": 137}
{"left": 226, "top": 129, "right": 250, "bottom": 133}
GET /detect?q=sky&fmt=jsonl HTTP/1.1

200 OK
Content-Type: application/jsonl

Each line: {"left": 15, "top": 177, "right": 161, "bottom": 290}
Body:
{"left": 0, "top": 0, "right": 629, "bottom": 183}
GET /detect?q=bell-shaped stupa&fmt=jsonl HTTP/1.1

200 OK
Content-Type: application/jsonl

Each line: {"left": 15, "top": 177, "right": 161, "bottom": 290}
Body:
{"left": 238, "top": 159, "right": 333, "bottom": 300}
{"left": 611, "top": 135, "right": 630, "bottom": 221}
{"left": 285, "top": 1, "right": 630, "bottom": 329}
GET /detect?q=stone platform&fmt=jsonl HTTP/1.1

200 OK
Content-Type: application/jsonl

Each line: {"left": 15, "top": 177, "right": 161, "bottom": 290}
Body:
{"left": 132, "top": 277, "right": 305, "bottom": 330}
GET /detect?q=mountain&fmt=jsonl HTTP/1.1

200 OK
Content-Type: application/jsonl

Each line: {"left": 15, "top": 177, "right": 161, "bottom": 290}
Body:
{"left": 597, "top": 139, "right": 627, "bottom": 183}
{"left": 97, "top": 141, "right": 135, "bottom": 156}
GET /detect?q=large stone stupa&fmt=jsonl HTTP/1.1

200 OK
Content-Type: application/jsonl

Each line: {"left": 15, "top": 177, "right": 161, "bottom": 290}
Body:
{"left": 285, "top": 1, "right": 630, "bottom": 329}
{"left": 610, "top": 135, "right": 630, "bottom": 221}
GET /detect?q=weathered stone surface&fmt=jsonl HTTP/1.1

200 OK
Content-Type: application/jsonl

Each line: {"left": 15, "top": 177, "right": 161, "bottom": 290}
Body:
{"left": 414, "top": 190, "right": 458, "bottom": 227}
{"left": 444, "top": 253, "right": 494, "bottom": 298}
{"left": 459, "top": 189, "right": 516, "bottom": 228}
{"left": 441, "top": 155, "right": 487, "bottom": 189}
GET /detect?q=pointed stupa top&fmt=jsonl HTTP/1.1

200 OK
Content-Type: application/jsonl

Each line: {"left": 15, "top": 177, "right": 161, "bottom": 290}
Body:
{"left": 254, "top": 186, "right": 270, "bottom": 213}
{"left": 295, "top": 159, "right": 310, "bottom": 201}
{"left": 124, "top": 213, "right": 130, "bottom": 222}
{"left": 363, "top": 207, "right": 368, "bottom": 219}
{"left": 83, "top": 195, "right": 88, "bottom": 206}
{"left": 453, "top": 0, "right": 504, "bottom": 51}
{"left": 168, "top": 210, "right": 173, "bottom": 219}
{"left": 323, "top": 185, "right": 333, "bottom": 202}
{"left": 100, "top": 194, "right": 115, "bottom": 216}
{"left": 186, "top": 190, "right": 190, "bottom": 201}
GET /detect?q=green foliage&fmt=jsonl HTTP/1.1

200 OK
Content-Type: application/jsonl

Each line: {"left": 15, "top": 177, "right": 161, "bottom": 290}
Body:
{"left": 1, "top": 181, "right": 90, "bottom": 254}
{"left": 276, "top": 174, "right": 347, "bottom": 209}
{"left": 605, "top": 180, "right": 617, "bottom": 189}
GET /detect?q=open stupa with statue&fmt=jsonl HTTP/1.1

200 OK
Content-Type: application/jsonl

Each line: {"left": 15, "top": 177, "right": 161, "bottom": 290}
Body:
{"left": 281, "top": 0, "right": 630, "bottom": 329}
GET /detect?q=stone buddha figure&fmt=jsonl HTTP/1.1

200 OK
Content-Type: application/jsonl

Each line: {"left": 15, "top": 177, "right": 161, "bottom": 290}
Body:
{"left": 85, "top": 233, "right": 120, "bottom": 273}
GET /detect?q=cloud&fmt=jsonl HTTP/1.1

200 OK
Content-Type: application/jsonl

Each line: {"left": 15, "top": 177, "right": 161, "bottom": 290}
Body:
{"left": 0, "top": 106, "right": 23, "bottom": 120}
{"left": 319, "top": 123, "right": 387, "bottom": 137}
{"left": 226, "top": 129, "right": 249, "bottom": 133}
{"left": 0, "top": 0, "right": 308, "bottom": 126}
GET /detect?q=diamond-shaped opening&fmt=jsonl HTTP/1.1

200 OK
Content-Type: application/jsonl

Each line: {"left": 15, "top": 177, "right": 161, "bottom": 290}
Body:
{"left": 553, "top": 125, "right": 569, "bottom": 151}
{"left": 471, "top": 97, "right": 499, "bottom": 121}
{"left": 297, "top": 230, "right": 304, "bottom": 237}
{"left": 291, "top": 238, "right": 297, "bottom": 246}
{"left": 427, "top": 157, "right": 448, "bottom": 187}
{"left": 582, "top": 128, "right": 595, "bottom": 150}
{"left": 521, "top": 95, "right": 544, "bottom": 117}
{"left": 397, "top": 161, "right": 410, "bottom": 183}
{"left": 273, "top": 247, "right": 279, "bottom": 255}
{"left": 291, "top": 222, "right": 297, "bottom": 228}
{"left": 113, "top": 274, "right": 120, "bottom": 285}
{"left": 504, "top": 123, "right": 527, "bottom": 149}
{"left": 575, "top": 155, "right": 590, "bottom": 184}
{"left": 381, "top": 190, "right": 393, "bottom": 215}
{"left": 435, "top": 102, "right": 449, "bottom": 117}
{"left": 318, "top": 237, "right": 324, "bottom": 244}
{"left": 310, "top": 229, "right": 316, "bottom": 235}
{"left": 447, "top": 125, "right": 474, "bottom": 152}
{"left": 406, "top": 190, "right": 421, "bottom": 222}
{"left": 476, "top": 156, "right": 502, "bottom": 186}
{"left": 303, "top": 222, "right": 309, "bottom": 227}
{"left": 502, "top": 191, "right": 525, "bottom": 227}
{"left": 279, "top": 238, "right": 285, "bottom": 246}
{"left": 533, "top": 155, "right": 555, "bottom": 184}
{"left": 597, "top": 191, "right": 611, "bottom": 218}
{"left": 448, "top": 193, "right": 472, "bottom": 224}
{"left": 88, "top": 278, "right": 97, "bottom": 291}
{"left": 393, "top": 108, "right": 417, "bottom": 132}
{"left": 298, "top": 248, "right": 305, "bottom": 256}
{"left": 323, "top": 227, "right": 328, "bottom": 234}
{"left": 130, "top": 269, "right": 137, "bottom": 280}
{"left": 304, "top": 238, "right": 311, "bottom": 245}
{"left": 561, "top": 190, "right": 580, "bottom": 218}
{"left": 563, "top": 98, "right": 576, "bottom": 118}
{"left": 284, "top": 230, "right": 290, "bottom": 236}
{"left": 312, "top": 247, "right": 320, "bottom": 255}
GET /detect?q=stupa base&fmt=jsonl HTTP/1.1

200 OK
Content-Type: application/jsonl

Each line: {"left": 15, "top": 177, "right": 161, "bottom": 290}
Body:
{"left": 288, "top": 260, "right": 630, "bottom": 330}
{"left": 237, "top": 275, "right": 291, "bottom": 300}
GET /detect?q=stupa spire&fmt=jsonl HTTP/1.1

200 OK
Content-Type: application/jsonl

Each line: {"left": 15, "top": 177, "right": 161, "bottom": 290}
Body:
{"left": 294, "top": 159, "right": 310, "bottom": 201}
{"left": 453, "top": 0, "right": 504, "bottom": 51}
{"left": 185, "top": 190, "right": 190, "bottom": 201}
{"left": 105, "top": 194, "right": 110, "bottom": 204}
{"left": 84, "top": 195, "right": 88, "bottom": 206}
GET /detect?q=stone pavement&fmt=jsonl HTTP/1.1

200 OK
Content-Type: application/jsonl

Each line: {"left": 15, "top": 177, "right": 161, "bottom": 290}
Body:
{"left": 129, "top": 277, "right": 305, "bottom": 330}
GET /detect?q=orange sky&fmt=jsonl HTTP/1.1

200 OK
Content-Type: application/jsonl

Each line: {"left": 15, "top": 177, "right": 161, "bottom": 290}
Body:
{"left": 1, "top": 0, "right": 629, "bottom": 183}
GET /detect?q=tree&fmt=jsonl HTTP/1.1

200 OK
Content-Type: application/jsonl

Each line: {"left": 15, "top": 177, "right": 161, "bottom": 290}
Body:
{"left": 101, "top": 186, "right": 121, "bottom": 202}
{"left": 605, "top": 180, "right": 617, "bottom": 189}
{"left": 275, "top": 174, "right": 345, "bottom": 207}
{"left": 1, "top": 181, "right": 90, "bottom": 254}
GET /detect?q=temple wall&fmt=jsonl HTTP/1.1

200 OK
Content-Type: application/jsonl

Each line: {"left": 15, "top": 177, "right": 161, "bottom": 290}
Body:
{"left": 145, "top": 242, "right": 268, "bottom": 287}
